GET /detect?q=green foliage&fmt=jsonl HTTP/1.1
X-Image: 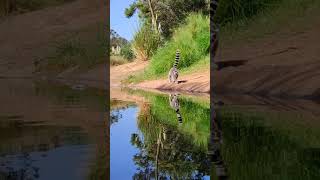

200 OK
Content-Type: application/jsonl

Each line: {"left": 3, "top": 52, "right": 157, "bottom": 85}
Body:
{"left": 132, "top": 24, "right": 162, "bottom": 61}
{"left": 0, "top": 0, "right": 74, "bottom": 16}
{"left": 144, "top": 14, "right": 209, "bottom": 76}
{"left": 43, "top": 23, "right": 107, "bottom": 72}
{"left": 214, "top": 107, "right": 320, "bottom": 179}
{"left": 218, "top": 0, "right": 320, "bottom": 42}
{"left": 124, "top": 2, "right": 137, "bottom": 18}
{"left": 216, "top": 0, "right": 280, "bottom": 25}
{"left": 129, "top": 89, "right": 210, "bottom": 148}
{"left": 125, "top": 0, "right": 209, "bottom": 38}
{"left": 110, "top": 29, "right": 128, "bottom": 47}
{"left": 120, "top": 43, "right": 135, "bottom": 61}
{"left": 125, "top": 90, "right": 210, "bottom": 178}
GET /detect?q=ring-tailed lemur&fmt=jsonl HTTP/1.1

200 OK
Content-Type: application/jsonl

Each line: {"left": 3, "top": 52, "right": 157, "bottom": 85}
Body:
{"left": 168, "top": 50, "right": 180, "bottom": 83}
{"left": 169, "top": 93, "right": 182, "bottom": 124}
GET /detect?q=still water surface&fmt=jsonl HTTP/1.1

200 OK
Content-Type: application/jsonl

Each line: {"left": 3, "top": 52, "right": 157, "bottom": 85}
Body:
{"left": 111, "top": 90, "right": 211, "bottom": 179}
{"left": 111, "top": 90, "right": 320, "bottom": 180}
{"left": 0, "top": 79, "right": 107, "bottom": 180}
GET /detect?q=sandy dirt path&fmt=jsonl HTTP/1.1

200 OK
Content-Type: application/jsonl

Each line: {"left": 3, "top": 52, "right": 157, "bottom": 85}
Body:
{"left": 110, "top": 61, "right": 148, "bottom": 87}
{"left": 131, "top": 70, "right": 210, "bottom": 93}
{"left": 0, "top": 0, "right": 106, "bottom": 77}
{"left": 109, "top": 59, "right": 210, "bottom": 93}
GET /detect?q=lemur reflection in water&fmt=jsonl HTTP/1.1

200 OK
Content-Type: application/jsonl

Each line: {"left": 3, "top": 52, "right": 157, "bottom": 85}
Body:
{"left": 169, "top": 93, "right": 183, "bottom": 124}
{"left": 209, "top": 104, "right": 228, "bottom": 179}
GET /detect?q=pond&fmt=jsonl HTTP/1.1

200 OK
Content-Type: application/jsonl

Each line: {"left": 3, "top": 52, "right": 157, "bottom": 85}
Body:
{"left": 0, "top": 79, "right": 107, "bottom": 180}
{"left": 110, "top": 90, "right": 211, "bottom": 179}
{"left": 111, "top": 89, "right": 320, "bottom": 180}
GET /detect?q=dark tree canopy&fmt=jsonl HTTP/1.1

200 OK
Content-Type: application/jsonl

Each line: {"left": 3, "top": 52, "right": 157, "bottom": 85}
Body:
{"left": 110, "top": 29, "right": 128, "bottom": 47}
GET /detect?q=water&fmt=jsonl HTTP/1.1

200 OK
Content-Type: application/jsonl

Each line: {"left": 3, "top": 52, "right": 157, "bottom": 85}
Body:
{"left": 1, "top": 78, "right": 319, "bottom": 180}
{"left": 111, "top": 89, "right": 320, "bottom": 180}
{"left": 0, "top": 79, "right": 107, "bottom": 180}
{"left": 111, "top": 90, "right": 211, "bottom": 179}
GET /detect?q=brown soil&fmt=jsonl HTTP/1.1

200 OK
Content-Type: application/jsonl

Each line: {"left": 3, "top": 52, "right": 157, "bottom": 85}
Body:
{"left": 213, "top": 18, "right": 320, "bottom": 99}
{"left": 1, "top": 0, "right": 318, "bottom": 99}
{"left": 110, "top": 61, "right": 149, "bottom": 88}
{"left": 126, "top": 17, "right": 320, "bottom": 99}
{"left": 0, "top": 0, "right": 106, "bottom": 77}
{"left": 131, "top": 70, "right": 210, "bottom": 93}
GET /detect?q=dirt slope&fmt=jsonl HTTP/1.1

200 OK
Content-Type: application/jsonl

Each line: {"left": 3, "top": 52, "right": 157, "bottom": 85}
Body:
{"left": 213, "top": 18, "right": 320, "bottom": 99}
{"left": 0, "top": 0, "right": 106, "bottom": 77}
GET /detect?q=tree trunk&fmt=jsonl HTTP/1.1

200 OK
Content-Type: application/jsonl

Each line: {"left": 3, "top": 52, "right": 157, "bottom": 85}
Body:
{"left": 147, "top": 0, "right": 158, "bottom": 33}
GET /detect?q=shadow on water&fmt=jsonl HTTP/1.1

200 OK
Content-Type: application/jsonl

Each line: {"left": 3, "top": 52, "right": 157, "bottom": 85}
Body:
{"left": 0, "top": 79, "right": 107, "bottom": 180}
{"left": 110, "top": 91, "right": 211, "bottom": 179}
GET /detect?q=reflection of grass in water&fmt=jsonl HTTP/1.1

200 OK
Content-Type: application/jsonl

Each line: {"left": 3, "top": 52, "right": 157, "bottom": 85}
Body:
{"left": 215, "top": 108, "right": 320, "bottom": 180}
{"left": 33, "top": 80, "right": 106, "bottom": 111}
{"left": 128, "top": 89, "right": 210, "bottom": 148}
{"left": 135, "top": 103, "right": 210, "bottom": 178}
{"left": 110, "top": 99, "right": 135, "bottom": 110}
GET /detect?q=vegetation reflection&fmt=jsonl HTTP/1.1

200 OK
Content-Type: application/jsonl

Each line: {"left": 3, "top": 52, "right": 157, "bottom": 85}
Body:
{"left": 129, "top": 92, "right": 211, "bottom": 179}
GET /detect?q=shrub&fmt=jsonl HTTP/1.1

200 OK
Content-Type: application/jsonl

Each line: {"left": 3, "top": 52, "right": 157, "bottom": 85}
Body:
{"left": 110, "top": 56, "right": 129, "bottom": 66}
{"left": 146, "top": 13, "right": 209, "bottom": 76}
{"left": 216, "top": 0, "right": 280, "bottom": 25}
{"left": 120, "top": 43, "right": 135, "bottom": 61}
{"left": 132, "top": 24, "right": 162, "bottom": 61}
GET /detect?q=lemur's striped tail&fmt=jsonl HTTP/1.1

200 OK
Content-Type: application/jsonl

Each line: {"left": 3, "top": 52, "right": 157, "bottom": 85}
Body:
{"left": 176, "top": 109, "right": 182, "bottom": 124}
{"left": 173, "top": 50, "right": 180, "bottom": 68}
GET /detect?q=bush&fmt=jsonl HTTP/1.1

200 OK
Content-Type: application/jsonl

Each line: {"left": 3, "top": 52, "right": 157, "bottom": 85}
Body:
{"left": 44, "top": 23, "right": 107, "bottom": 71}
{"left": 146, "top": 13, "right": 209, "bottom": 76}
{"left": 120, "top": 43, "right": 135, "bottom": 61}
{"left": 216, "top": 0, "right": 280, "bottom": 25}
{"left": 110, "top": 56, "right": 129, "bottom": 66}
{"left": 1, "top": 0, "right": 75, "bottom": 16}
{"left": 132, "top": 24, "right": 162, "bottom": 61}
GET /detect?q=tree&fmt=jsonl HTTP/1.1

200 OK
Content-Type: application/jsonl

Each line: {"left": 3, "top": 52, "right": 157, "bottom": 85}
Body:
{"left": 125, "top": 0, "right": 209, "bottom": 38}
{"left": 110, "top": 29, "right": 128, "bottom": 47}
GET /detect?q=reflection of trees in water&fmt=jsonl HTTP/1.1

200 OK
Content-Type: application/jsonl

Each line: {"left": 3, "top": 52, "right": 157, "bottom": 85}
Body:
{"left": 217, "top": 109, "right": 320, "bottom": 179}
{"left": 110, "top": 109, "right": 122, "bottom": 124}
{"left": 209, "top": 108, "right": 228, "bottom": 179}
{"left": 0, "top": 152, "right": 40, "bottom": 180}
{"left": 110, "top": 100, "right": 136, "bottom": 125}
{"left": 131, "top": 102, "right": 210, "bottom": 179}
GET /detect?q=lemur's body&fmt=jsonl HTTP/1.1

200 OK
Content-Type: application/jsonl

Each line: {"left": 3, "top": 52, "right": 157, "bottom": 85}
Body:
{"left": 169, "top": 93, "right": 182, "bottom": 124}
{"left": 168, "top": 50, "right": 180, "bottom": 83}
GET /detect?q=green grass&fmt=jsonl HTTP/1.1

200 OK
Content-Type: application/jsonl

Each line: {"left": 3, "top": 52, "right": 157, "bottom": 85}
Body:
{"left": 212, "top": 106, "right": 320, "bottom": 179}
{"left": 125, "top": 14, "right": 209, "bottom": 83}
{"left": 125, "top": 55, "right": 209, "bottom": 84}
{"left": 39, "top": 23, "right": 107, "bottom": 73}
{"left": 219, "top": 0, "right": 320, "bottom": 43}
{"left": 0, "top": 0, "right": 75, "bottom": 17}
{"left": 126, "top": 0, "right": 320, "bottom": 84}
